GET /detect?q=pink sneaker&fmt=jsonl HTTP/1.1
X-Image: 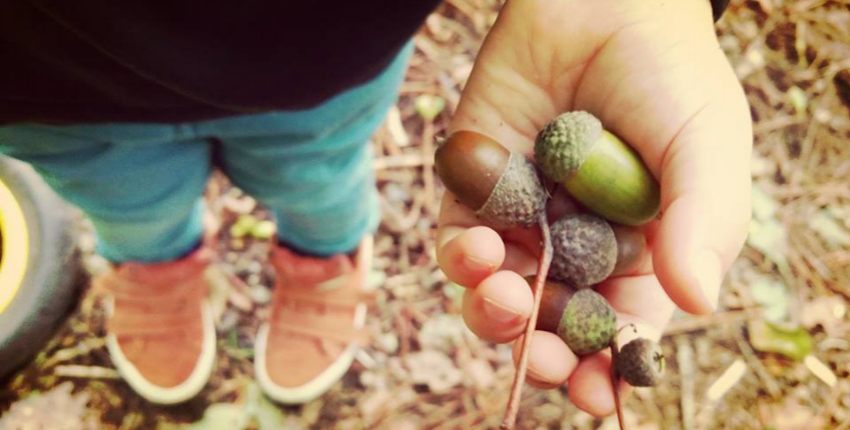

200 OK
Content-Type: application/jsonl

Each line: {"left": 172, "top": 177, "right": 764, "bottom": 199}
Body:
{"left": 255, "top": 237, "right": 373, "bottom": 404}
{"left": 93, "top": 247, "right": 217, "bottom": 404}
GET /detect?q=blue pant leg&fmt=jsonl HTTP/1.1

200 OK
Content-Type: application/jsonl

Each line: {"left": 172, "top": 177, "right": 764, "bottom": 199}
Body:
{"left": 204, "top": 43, "right": 413, "bottom": 256}
{"left": 0, "top": 124, "right": 210, "bottom": 263}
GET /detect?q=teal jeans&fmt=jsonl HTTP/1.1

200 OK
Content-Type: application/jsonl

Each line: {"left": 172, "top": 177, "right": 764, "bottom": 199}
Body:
{"left": 0, "top": 44, "right": 412, "bottom": 263}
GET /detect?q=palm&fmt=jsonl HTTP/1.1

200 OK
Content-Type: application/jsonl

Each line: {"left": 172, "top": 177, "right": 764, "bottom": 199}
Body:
{"left": 437, "top": 0, "right": 751, "bottom": 417}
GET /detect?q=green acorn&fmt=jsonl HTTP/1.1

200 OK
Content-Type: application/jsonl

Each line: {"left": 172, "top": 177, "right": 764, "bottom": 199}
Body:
{"left": 560, "top": 289, "right": 618, "bottom": 355}
{"left": 534, "top": 111, "right": 660, "bottom": 226}
{"left": 435, "top": 131, "right": 547, "bottom": 230}
{"left": 524, "top": 277, "right": 617, "bottom": 356}
{"left": 549, "top": 213, "right": 617, "bottom": 288}
{"left": 615, "top": 338, "right": 666, "bottom": 387}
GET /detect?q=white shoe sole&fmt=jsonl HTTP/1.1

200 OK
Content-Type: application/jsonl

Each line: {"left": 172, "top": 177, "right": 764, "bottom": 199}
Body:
{"left": 105, "top": 298, "right": 217, "bottom": 405}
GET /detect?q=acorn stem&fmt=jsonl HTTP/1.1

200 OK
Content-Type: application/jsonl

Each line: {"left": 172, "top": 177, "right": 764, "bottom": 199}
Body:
{"left": 501, "top": 210, "right": 553, "bottom": 430}
{"left": 610, "top": 338, "right": 628, "bottom": 430}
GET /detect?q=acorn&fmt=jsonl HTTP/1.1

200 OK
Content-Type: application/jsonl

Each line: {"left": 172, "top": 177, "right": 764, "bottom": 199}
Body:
{"left": 435, "top": 131, "right": 547, "bottom": 230}
{"left": 549, "top": 213, "right": 617, "bottom": 288}
{"left": 610, "top": 224, "right": 647, "bottom": 277}
{"left": 534, "top": 111, "right": 660, "bottom": 226}
{"left": 524, "top": 277, "right": 616, "bottom": 356}
{"left": 615, "top": 338, "right": 666, "bottom": 387}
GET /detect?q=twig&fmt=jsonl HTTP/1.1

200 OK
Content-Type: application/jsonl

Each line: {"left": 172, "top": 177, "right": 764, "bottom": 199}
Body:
{"left": 662, "top": 308, "right": 762, "bottom": 336}
{"left": 734, "top": 327, "right": 782, "bottom": 398}
{"left": 373, "top": 153, "right": 426, "bottom": 170}
{"left": 500, "top": 210, "right": 553, "bottom": 429}
{"left": 676, "top": 336, "right": 695, "bottom": 430}
{"left": 610, "top": 338, "right": 627, "bottom": 430}
{"left": 422, "top": 119, "right": 437, "bottom": 214}
{"left": 54, "top": 365, "right": 121, "bottom": 380}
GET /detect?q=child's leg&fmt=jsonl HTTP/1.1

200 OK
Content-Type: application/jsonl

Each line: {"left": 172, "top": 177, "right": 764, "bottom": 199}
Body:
{"left": 0, "top": 124, "right": 210, "bottom": 263}
{"left": 201, "top": 42, "right": 413, "bottom": 256}
{"left": 196, "top": 42, "right": 413, "bottom": 404}
{"left": 0, "top": 124, "right": 216, "bottom": 403}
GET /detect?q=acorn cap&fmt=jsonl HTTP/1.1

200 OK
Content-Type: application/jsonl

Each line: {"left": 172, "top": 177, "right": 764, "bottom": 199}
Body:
{"left": 557, "top": 289, "right": 617, "bottom": 356}
{"left": 534, "top": 111, "right": 601, "bottom": 182}
{"left": 475, "top": 153, "right": 548, "bottom": 229}
{"left": 549, "top": 213, "right": 617, "bottom": 287}
{"left": 616, "top": 338, "right": 666, "bottom": 387}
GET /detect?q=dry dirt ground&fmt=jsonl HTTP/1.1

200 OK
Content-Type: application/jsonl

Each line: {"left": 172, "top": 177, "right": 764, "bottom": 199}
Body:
{"left": 2, "top": 0, "right": 850, "bottom": 429}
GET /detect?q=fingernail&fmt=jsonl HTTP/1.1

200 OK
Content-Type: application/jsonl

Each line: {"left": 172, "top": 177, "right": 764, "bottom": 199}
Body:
{"left": 463, "top": 255, "right": 497, "bottom": 272}
{"left": 691, "top": 249, "right": 722, "bottom": 312}
{"left": 526, "top": 364, "right": 557, "bottom": 384}
{"left": 483, "top": 297, "right": 525, "bottom": 323}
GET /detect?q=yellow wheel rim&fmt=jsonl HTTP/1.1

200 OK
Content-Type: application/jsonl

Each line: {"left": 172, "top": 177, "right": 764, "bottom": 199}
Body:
{"left": 0, "top": 178, "right": 29, "bottom": 314}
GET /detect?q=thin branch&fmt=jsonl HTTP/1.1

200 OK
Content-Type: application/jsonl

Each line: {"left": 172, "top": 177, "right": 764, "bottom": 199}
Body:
{"left": 500, "top": 210, "right": 553, "bottom": 429}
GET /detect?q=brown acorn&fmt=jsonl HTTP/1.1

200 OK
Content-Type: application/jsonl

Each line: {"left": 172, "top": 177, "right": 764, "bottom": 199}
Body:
{"left": 610, "top": 224, "right": 647, "bottom": 277}
{"left": 615, "top": 338, "right": 666, "bottom": 387}
{"left": 549, "top": 213, "right": 617, "bottom": 288}
{"left": 435, "top": 131, "right": 547, "bottom": 230}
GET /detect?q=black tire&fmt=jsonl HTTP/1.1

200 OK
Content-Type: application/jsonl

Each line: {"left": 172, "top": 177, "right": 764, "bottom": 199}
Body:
{"left": 0, "top": 155, "right": 80, "bottom": 379}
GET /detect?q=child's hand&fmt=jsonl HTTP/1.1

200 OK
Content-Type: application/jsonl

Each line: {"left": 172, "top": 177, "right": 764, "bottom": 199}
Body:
{"left": 436, "top": 0, "right": 752, "bottom": 417}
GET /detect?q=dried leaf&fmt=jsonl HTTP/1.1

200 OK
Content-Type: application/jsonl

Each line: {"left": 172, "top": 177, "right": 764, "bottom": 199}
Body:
{"left": 0, "top": 382, "right": 100, "bottom": 430}
{"left": 186, "top": 404, "right": 250, "bottom": 430}
{"left": 405, "top": 350, "right": 464, "bottom": 394}
{"left": 418, "top": 314, "right": 466, "bottom": 352}
{"left": 747, "top": 320, "right": 813, "bottom": 361}
{"left": 801, "top": 295, "right": 846, "bottom": 332}
{"left": 767, "top": 399, "right": 828, "bottom": 430}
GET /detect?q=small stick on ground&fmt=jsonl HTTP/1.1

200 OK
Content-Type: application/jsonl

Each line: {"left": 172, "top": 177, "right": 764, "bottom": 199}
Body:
{"left": 500, "top": 210, "right": 553, "bottom": 430}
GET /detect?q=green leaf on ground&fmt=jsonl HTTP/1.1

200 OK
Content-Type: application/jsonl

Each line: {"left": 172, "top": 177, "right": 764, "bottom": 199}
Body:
{"left": 748, "top": 320, "right": 813, "bottom": 361}
{"left": 415, "top": 94, "right": 446, "bottom": 121}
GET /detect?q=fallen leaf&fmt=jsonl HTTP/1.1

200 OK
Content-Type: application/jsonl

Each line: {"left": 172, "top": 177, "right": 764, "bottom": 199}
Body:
{"left": 186, "top": 404, "right": 250, "bottom": 430}
{"left": 766, "top": 399, "right": 827, "bottom": 430}
{"left": 418, "top": 314, "right": 466, "bottom": 352}
{"left": 405, "top": 350, "right": 464, "bottom": 394}
{"left": 748, "top": 320, "right": 813, "bottom": 361}
{"left": 0, "top": 382, "right": 100, "bottom": 430}
{"left": 801, "top": 295, "right": 846, "bottom": 332}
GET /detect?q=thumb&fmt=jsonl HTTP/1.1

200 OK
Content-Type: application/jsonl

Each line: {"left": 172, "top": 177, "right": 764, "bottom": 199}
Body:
{"left": 652, "top": 95, "right": 753, "bottom": 315}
